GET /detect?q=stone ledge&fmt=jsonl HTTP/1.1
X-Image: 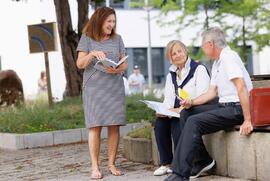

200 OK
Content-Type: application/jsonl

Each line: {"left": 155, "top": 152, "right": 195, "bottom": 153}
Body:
{"left": 203, "top": 131, "right": 270, "bottom": 180}
{"left": 0, "top": 123, "right": 145, "bottom": 150}
{"left": 149, "top": 129, "right": 270, "bottom": 180}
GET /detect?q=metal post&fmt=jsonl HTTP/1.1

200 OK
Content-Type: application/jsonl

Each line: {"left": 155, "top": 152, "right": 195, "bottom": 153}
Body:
{"left": 106, "top": 0, "right": 110, "bottom": 7}
{"left": 41, "top": 19, "right": 53, "bottom": 107}
{"left": 144, "top": 0, "right": 153, "bottom": 88}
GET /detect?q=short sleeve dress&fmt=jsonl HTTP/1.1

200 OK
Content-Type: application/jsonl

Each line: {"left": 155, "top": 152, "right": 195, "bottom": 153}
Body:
{"left": 77, "top": 34, "right": 126, "bottom": 128}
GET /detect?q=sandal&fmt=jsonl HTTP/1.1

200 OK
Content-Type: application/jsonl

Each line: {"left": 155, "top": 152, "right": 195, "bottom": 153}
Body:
{"left": 91, "top": 168, "right": 103, "bottom": 180}
{"left": 108, "top": 165, "right": 124, "bottom": 176}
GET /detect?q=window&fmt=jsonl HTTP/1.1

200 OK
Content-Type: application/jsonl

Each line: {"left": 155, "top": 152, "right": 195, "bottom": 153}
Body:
{"left": 133, "top": 48, "right": 147, "bottom": 75}
{"left": 152, "top": 48, "right": 165, "bottom": 83}
{"left": 132, "top": 48, "right": 165, "bottom": 84}
{"left": 110, "top": 0, "right": 125, "bottom": 9}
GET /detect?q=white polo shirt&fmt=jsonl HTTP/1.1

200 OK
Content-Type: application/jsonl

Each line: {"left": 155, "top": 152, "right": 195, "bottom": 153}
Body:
{"left": 163, "top": 58, "right": 210, "bottom": 108}
{"left": 210, "top": 46, "right": 253, "bottom": 103}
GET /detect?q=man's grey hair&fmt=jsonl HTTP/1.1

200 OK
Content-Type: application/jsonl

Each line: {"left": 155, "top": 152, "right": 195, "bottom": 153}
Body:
{"left": 202, "top": 27, "right": 227, "bottom": 48}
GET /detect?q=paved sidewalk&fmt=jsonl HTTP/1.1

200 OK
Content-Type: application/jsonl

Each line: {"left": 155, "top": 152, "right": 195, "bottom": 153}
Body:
{"left": 0, "top": 139, "right": 249, "bottom": 181}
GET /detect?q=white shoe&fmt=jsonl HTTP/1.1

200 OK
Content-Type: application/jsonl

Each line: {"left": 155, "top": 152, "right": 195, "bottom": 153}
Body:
{"left": 167, "top": 168, "right": 173, "bottom": 174}
{"left": 189, "top": 159, "right": 215, "bottom": 179}
{"left": 153, "top": 166, "right": 171, "bottom": 176}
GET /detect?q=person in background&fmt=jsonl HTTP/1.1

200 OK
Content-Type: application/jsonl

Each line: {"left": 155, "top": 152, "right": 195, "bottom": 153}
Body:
{"left": 128, "top": 65, "right": 145, "bottom": 94}
{"left": 122, "top": 73, "right": 130, "bottom": 96}
{"left": 38, "top": 71, "right": 47, "bottom": 93}
{"left": 153, "top": 40, "right": 210, "bottom": 176}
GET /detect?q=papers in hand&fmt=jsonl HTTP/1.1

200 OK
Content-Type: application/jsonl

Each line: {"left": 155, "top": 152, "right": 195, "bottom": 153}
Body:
{"left": 94, "top": 55, "right": 128, "bottom": 72}
{"left": 140, "top": 100, "right": 180, "bottom": 118}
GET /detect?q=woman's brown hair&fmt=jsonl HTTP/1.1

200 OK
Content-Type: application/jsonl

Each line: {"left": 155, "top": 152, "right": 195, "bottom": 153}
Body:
{"left": 82, "top": 7, "right": 117, "bottom": 41}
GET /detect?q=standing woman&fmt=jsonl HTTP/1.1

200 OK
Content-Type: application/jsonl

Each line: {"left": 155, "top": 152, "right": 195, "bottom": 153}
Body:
{"left": 76, "top": 7, "right": 127, "bottom": 179}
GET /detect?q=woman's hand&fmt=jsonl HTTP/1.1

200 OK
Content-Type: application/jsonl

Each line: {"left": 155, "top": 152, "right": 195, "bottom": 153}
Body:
{"left": 181, "top": 99, "right": 193, "bottom": 109}
{"left": 105, "top": 67, "right": 123, "bottom": 74}
{"left": 169, "top": 106, "right": 184, "bottom": 113}
{"left": 91, "top": 51, "right": 106, "bottom": 60}
{"left": 105, "top": 55, "right": 128, "bottom": 74}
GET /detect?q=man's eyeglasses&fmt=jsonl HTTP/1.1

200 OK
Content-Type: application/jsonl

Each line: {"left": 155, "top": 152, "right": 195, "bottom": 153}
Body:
{"left": 201, "top": 41, "right": 212, "bottom": 48}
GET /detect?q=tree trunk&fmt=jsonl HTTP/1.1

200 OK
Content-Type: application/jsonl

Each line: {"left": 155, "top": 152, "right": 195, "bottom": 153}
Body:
{"left": 204, "top": 4, "right": 209, "bottom": 29}
{"left": 53, "top": 0, "right": 88, "bottom": 97}
{"left": 77, "top": 0, "right": 89, "bottom": 37}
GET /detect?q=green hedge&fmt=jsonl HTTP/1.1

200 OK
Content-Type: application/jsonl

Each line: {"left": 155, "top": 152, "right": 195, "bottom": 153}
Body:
{"left": 0, "top": 98, "right": 84, "bottom": 133}
{"left": 0, "top": 95, "right": 161, "bottom": 133}
{"left": 125, "top": 94, "right": 161, "bottom": 123}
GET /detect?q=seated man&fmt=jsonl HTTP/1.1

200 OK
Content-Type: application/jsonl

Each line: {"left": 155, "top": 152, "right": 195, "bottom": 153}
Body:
{"left": 164, "top": 27, "right": 253, "bottom": 181}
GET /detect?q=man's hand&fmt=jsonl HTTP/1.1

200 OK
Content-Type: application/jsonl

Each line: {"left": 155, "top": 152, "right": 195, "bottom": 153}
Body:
{"left": 239, "top": 120, "right": 253, "bottom": 135}
{"left": 181, "top": 99, "right": 193, "bottom": 109}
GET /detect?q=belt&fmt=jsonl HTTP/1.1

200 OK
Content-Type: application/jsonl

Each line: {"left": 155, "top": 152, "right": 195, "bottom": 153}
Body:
{"left": 219, "top": 102, "right": 241, "bottom": 107}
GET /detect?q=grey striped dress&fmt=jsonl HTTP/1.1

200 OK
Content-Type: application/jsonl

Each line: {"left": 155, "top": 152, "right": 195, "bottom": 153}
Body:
{"left": 77, "top": 34, "right": 126, "bottom": 128}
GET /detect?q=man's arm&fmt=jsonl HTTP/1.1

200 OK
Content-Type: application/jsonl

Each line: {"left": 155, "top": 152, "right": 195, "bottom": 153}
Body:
{"left": 231, "top": 78, "right": 253, "bottom": 135}
{"left": 181, "top": 85, "right": 217, "bottom": 108}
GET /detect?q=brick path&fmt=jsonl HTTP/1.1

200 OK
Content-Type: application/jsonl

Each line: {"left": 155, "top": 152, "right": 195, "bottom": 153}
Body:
{"left": 0, "top": 139, "right": 249, "bottom": 181}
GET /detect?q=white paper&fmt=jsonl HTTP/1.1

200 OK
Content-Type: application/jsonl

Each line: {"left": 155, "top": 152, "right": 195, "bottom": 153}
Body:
{"left": 140, "top": 100, "right": 180, "bottom": 118}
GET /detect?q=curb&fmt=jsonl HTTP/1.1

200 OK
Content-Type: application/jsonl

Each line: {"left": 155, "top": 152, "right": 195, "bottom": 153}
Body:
{"left": 0, "top": 123, "right": 146, "bottom": 150}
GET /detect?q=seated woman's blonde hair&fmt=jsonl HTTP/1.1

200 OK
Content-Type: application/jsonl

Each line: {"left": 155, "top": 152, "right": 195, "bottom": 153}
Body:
{"left": 165, "top": 40, "right": 189, "bottom": 63}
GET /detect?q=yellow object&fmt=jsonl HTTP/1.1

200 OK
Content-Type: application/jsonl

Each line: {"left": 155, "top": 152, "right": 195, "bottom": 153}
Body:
{"left": 178, "top": 88, "right": 190, "bottom": 100}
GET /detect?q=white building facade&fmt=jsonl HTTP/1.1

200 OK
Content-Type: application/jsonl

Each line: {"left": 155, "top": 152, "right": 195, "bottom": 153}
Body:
{"left": 0, "top": 0, "right": 269, "bottom": 99}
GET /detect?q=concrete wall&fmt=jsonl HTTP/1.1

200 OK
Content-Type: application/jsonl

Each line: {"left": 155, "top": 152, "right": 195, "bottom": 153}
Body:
{"left": 203, "top": 131, "right": 270, "bottom": 181}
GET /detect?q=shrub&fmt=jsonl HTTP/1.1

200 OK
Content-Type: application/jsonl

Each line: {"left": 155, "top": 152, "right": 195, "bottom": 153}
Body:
{"left": 0, "top": 94, "right": 161, "bottom": 133}
{"left": 127, "top": 126, "right": 152, "bottom": 140}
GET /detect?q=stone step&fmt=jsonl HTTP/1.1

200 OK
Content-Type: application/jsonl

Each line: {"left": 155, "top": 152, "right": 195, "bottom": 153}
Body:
{"left": 151, "top": 129, "right": 270, "bottom": 180}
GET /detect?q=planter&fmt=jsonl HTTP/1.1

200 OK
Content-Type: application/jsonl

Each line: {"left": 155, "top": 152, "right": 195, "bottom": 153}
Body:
{"left": 123, "top": 135, "right": 152, "bottom": 163}
{"left": 151, "top": 128, "right": 160, "bottom": 166}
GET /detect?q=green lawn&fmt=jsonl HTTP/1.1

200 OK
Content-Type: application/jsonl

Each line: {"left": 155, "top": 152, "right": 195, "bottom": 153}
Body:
{"left": 0, "top": 94, "right": 161, "bottom": 133}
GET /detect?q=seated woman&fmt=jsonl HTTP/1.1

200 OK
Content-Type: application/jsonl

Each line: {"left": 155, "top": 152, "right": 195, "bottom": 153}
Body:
{"left": 153, "top": 40, "right": 210, "bottom": 176}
